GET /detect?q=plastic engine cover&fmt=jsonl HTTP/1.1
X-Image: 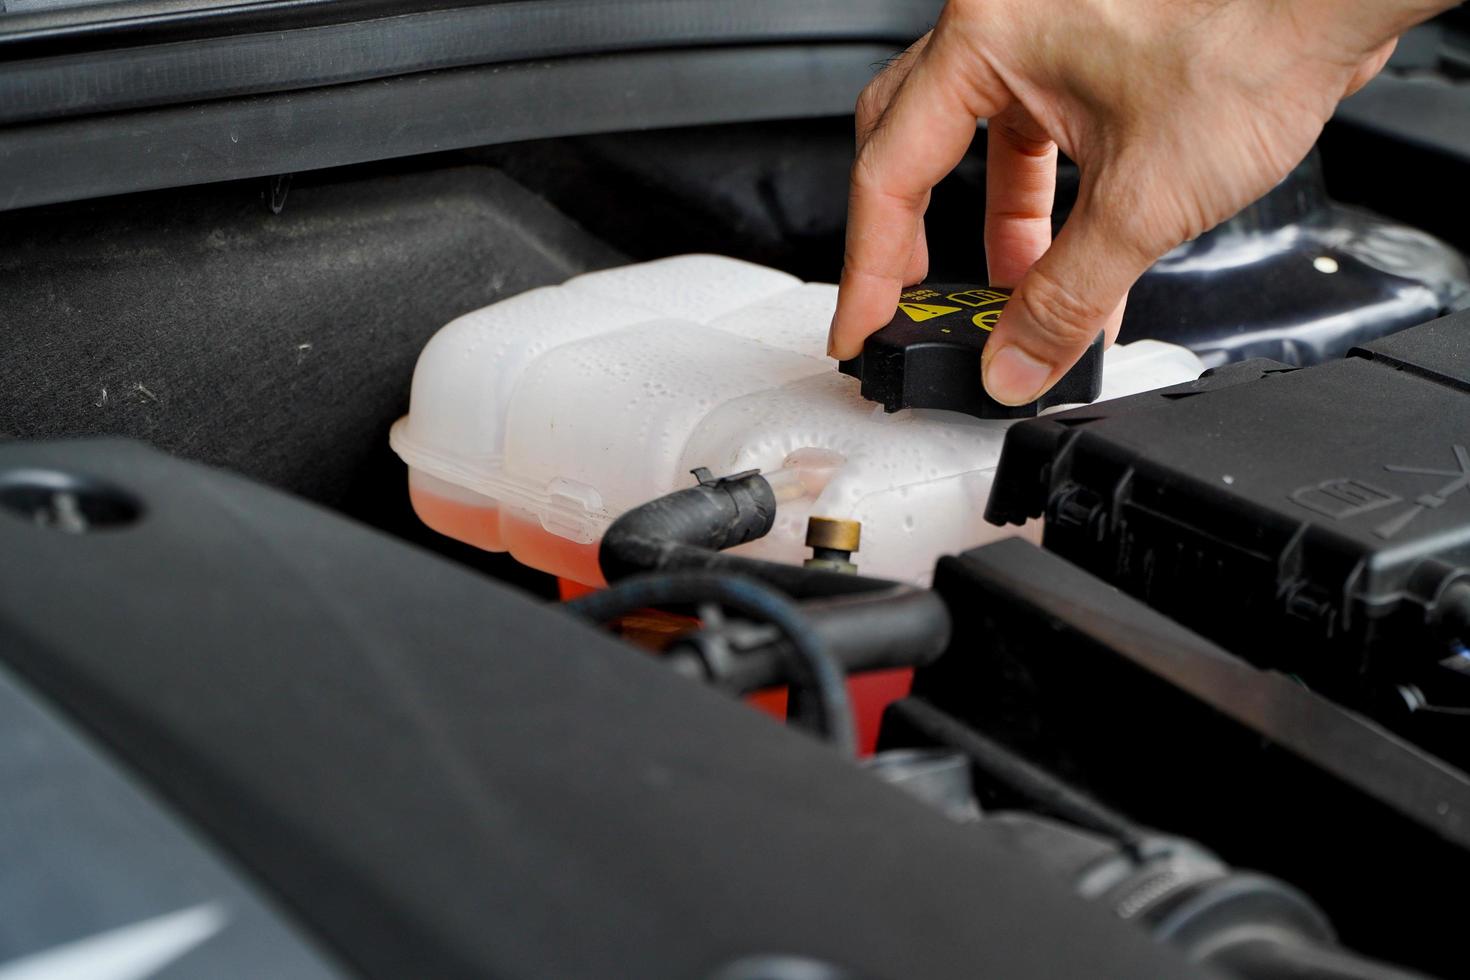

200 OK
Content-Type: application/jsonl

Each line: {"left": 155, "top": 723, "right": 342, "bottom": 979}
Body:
{"left": 391, "top": 255, "right": 1204, "bottom": 585}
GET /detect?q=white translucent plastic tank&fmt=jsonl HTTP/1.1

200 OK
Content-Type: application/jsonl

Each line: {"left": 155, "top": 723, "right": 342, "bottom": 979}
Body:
{"left": 390, "top": 255, "right": 1204, "bottom": 586}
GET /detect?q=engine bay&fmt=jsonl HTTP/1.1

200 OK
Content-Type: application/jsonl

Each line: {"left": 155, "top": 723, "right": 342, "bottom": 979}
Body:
{"left": 5, "top": 10, "right": 1470, "bottom": 976}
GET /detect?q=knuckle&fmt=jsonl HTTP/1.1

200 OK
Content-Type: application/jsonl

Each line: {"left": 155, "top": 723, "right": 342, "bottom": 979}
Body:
{"left": 991, "top": 114, "right": 1055, "bottom": 158}
{"left": 1110, "top": 215, "right": 1165, "bottom": 267}
{"left": 849, "top": 149, "right": 926, "bottom": 210}
{"left": 854, "top": 81, "right": 884, "bottom": 125}
{"left": 906, "top": 253, "right": 930, "bottom": 284}
{"left": 1015, "top": 267, "right": 1111, "bottom": 350}
{"left": 855, "top": 53, "right": 909, "bottom": 131}
{"left": 848, "top": 153, "right": 901, "bottom": 203}
{"left": 986, "top": 206, "right": 1052, "bottom": 223}
{"left": 1086, "top": 177, "right": 1170, "bottom": 263}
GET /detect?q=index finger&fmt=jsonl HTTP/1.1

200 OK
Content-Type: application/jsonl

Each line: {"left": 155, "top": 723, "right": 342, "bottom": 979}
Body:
{"left": 828, "top": 35, "right": 1007, "bottom": 359}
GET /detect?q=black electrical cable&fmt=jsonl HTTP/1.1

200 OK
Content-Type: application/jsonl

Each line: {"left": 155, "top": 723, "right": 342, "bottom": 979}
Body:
{"left": 664, "top": 589, "right": 951, "bottom": 695}
{"left": 596, "top": 468, "right": 951, "bottom": 659}
{"left": 567, "top": 572, "right": 857, "bottom": 756}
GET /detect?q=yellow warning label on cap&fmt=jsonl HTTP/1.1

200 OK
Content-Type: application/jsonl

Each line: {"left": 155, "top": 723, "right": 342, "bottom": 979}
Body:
{"left": 947, "top": 288, "right": 1010, "bottom": 308}
{"left": 897, "top": 302, "right": 962, "bottom": 323}
{"left": 899, "top": 287, "right": 942, "bottom": 302}
{"left": 972, "top": 310, "right": 1002, "bottom": 332}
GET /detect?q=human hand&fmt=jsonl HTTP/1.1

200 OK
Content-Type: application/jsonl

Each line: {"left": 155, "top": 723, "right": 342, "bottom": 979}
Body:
{"left": 828, "top": 0, "right": 1448, "bottom": 404}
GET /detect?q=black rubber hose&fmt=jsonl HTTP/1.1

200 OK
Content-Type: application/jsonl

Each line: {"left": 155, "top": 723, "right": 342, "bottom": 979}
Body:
{"left": 566, "top": 572, "right": 857, "bottom": 755}
{"left": 885, "top": 697, "right": 1142, "bottom": 843}
{"left": 593, "top": 470, "right": 950, "bottom": 736}
{"left": 598, "top": 468, "right": 951, "bottom": 650}
{"left": 598, "top": 471, "right": 909, "bottom": 599}
{"left": 671, "top": 590, "right": 951, "bottom": 694}
{"left": 799, "top": 591, "right": 950, "bottom": 671}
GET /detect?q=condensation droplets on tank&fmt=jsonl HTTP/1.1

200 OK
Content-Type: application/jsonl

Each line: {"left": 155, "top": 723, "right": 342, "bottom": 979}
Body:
{"left": 391, "top": 256, "right": 1205, "bottom": 585}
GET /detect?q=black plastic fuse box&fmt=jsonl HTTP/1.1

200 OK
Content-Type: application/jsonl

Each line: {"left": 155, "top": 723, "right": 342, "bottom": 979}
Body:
{"left": 986, "top": 310, "right": 1470, "bottom": 750}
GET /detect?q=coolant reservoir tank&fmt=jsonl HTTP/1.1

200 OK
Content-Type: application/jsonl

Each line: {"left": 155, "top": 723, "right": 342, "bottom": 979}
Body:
{"left": 390, "top": 255, "right": 1203, "bottom": 585}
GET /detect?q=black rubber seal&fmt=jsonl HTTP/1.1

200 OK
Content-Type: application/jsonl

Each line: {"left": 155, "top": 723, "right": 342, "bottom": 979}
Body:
{"left": 0, "top": 43, "right": 898, "bottom": 211}
{"left": 0, "top": 0, "right": 940, "bottom": 123}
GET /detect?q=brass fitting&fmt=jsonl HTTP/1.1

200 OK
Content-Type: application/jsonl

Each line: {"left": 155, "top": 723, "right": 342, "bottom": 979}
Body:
{"left": 804, "top": 516, "right": 861, "bottom": 574}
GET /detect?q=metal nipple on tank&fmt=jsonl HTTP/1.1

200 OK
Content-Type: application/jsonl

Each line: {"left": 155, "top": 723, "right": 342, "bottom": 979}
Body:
{"left": 804, "top": 517, "right": 861, "bottom": 574}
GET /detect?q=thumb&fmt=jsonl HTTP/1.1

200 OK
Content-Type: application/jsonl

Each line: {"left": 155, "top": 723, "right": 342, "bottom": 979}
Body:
{"left": 982, "top": 187, "right": 1153, "bottom": 405}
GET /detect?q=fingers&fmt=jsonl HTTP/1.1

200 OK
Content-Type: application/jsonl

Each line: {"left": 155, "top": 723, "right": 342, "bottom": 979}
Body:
{"left": 856, "top": 36, "right": 936, "bottom": 291}
{"left": 829, "top": 33, "right": 1007, "bottom": 359}
{"left": 855, "top": 32, "right": 932, "bottom": 145}
{"left": 984, "top": 106, "right": 1058, "bottom": 287}
{"left": 904, "top": 190, "right": 932, "bottom": 285}
{"left": 982, "top": 178, "right": 1155, "bottom": 405}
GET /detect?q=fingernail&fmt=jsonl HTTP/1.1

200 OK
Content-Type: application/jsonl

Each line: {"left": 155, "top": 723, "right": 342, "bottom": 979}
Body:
{"left": 983, "top": 345, "right": 1053, "bottom": 406}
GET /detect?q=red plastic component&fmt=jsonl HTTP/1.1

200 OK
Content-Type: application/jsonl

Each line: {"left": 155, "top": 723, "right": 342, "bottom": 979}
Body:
{"left": 560, "top": 583, "right": 910, "bottom": 756}
{"left": 557, "top": 578, "right": 599, "bottom": 601}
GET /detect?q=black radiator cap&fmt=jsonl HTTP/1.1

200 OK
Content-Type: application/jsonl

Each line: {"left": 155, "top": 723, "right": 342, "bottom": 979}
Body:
{"left": 838, "top": 285, "right": 1105, "bottom": 419}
